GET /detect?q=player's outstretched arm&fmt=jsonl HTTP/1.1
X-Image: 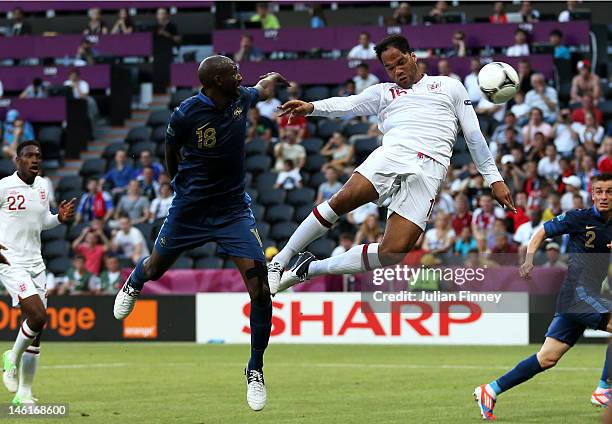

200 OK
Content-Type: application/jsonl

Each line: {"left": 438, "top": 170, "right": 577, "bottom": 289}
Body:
{"left": 519, "top": 227, "right": 546, "bottom": 279}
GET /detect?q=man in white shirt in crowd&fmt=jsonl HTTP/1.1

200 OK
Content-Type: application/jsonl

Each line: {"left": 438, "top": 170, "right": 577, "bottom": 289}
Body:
{"left": 513, "top": 209, "right": 543, "bottom": 257}
{"left": 111, "top": 216, "right": 150, "bottom": 266}
{"left": 273, "top": 129, "right": 306, "bottom": 171}
{"left": 491, "top": 112, "right": 524, "bottom": 146}
{"left": 149, "top": 182, "right": 173, "bottom": 222}
{"left": 463, "top": 57, "right": 482, "bottom": 105}
{"left": 506, "top": 28, "right": 530, "bottom": 57}
{"left": 525, "top": 73, "right": 558, "bottom": 123}
{"left": 256, "top": 85, "right": 281, "bottom": 120}
{"left": 347, "top": 32, "right": 377, "bottom": 60}
{"left": 353, "top": 63, "right": 379, "bottom": 94}
{"left": 542, "top": 242, "right": 567, "bottom": 269}
{"left": 560, "top": 175, "right": 589, "bottom": 211}
{"left": 437, "top": 59, "right": 460, "bottom": 81}
{"left": 537, "top": 144, "right": 561, "bottom": 181}
{"left": 552, "top": 108, "right": 579, "bottom": 157}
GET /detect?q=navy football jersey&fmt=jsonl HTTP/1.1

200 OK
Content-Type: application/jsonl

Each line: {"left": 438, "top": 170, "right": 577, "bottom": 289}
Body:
{"left": 166, "top": 87, "right": 259, "bottom": 214}
{"left": 544, "top": 207, "right": 612, "bottom": 312}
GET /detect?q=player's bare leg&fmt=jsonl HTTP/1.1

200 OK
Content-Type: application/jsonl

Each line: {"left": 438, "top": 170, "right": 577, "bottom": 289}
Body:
{"left": 114, "top": 249, "right": 179, "bottom": 319}
{"left": 233, "top": 257, "right": 271, "bottom": 411}
{"left": 268, "top": 172, "right": 378, "bottom": 293}
{"left": 3, "top": 295, "right": 45, "bottom": 399}
{"left": 280, "top": 212, "right": 423, "bottom": 290}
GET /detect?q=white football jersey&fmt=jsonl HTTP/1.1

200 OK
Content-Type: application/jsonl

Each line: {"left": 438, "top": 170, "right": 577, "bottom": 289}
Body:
{"left": 0, "top": 172, "right": 60, "bottom": 273}
{"left": 310, "top": 75, "right": 503, "bottom": 186}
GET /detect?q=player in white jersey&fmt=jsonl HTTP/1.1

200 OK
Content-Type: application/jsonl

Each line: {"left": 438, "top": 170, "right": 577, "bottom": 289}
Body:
{"left": 267, "top": 34, "right": 515, "bottom": 292}
{"left": 0, "top": 141, "right": 75, "bottom": 405}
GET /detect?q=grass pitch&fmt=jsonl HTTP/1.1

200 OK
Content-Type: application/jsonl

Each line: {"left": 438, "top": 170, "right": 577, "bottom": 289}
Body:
{"left": 0, "top": 343, "right": 604, "bottom": 423}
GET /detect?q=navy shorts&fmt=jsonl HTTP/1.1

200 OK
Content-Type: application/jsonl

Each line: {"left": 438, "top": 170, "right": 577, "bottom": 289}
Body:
{"left": 154, "top": 205, "right": 265, "bottom": 262}
{"left": 545, "top": 311, "right": 610, "bottom": 346}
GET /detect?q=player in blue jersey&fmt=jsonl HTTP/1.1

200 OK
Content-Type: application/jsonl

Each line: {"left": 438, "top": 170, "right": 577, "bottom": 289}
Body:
{"left": 474, "top": 173, "right": 612, "bottom": 420}
{"left": 113, "top": 55, "right": 288, "bottom": 411}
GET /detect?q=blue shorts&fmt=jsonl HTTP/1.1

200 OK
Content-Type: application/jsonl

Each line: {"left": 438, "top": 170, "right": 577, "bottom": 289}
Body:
{"left": 545, "top": 311, "right": 610, "bottom": 346}
{"left": 154, "top": 205, "right": 265, "bottom": 262}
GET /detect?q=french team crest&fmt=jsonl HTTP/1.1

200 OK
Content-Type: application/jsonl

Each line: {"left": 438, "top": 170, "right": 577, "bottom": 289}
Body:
{"left": 233, "top": 106, "right": 243, "bottom": 118}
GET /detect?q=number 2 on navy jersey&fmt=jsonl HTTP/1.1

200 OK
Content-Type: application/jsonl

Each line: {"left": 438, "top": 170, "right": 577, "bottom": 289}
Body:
{"left": 7, "top": 195, "right": 26, "bottom": 211}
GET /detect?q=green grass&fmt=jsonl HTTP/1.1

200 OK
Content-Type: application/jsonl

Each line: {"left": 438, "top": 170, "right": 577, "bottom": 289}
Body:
{"left": 0, "top": 343, "right": 605, "bottom": 423}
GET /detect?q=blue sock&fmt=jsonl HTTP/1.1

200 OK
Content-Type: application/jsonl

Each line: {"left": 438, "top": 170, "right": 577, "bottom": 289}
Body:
{"left": 127, "top": 257, "right": 149, "bottom": 291}
{"left": 248, "top": 299, "right": 272, "bottom": 371}
{"left": 492, "top": 354, "right": 544, "bottom": 394}
{"left": 600, "top": 345, "right": 611, "bottom": 389}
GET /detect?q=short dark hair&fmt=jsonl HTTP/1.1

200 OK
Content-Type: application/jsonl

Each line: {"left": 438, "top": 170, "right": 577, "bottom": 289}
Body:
{"left": 591, "top": 173, "right": 612, "bottom": 185}
{"left": 356, "top": 62, "right": 369, "bottom": 70}
{"left": 550, "top": 29, "right": 563, "bottom": 38}
{"left": 374, "top": 34, "right": 413, "bottom": 62}
{"left": 16, "top": 140, "right": 40, "bottom": 157}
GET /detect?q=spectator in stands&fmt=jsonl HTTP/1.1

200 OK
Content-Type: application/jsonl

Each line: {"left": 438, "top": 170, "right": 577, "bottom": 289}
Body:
{"left": 76, "top": 178, "right": 114, "bottom": 224}
{"left": 2, "top": 112, "right": 34, "bottom": 158}
{"left": 436, "top": 59, "right": 460, "bottom": 80}
{"left": 234, "top": 34, "right": 264, "bottom": 63}
{"left": 353, "top": 63, "right": 379, "bottom": 94}
{"left": 424, "top": 213, "right": 456, "bottom": 255}
{"left": 133, "top": 149, "right": 164, "bottom": 181}
{"left": 526, "top": 132, "right": 547, "bottom": 162}
{"left": 72, "top": 226, "right": 110, "bottom": 275}
{"left": 316, "top": 166, "right": 342, "bottom": 205}
{"left": 256, "top": 85, "right": 281, "bottom": 120}
{"left": 451, "top": 194, "right": 472, "bottom": 235}
{"left": 139, "top": 166, "right": 160, "bottom": 201}
{"left": 513, "top": 209, "right": 543, "bottom": 258}
{"left": 454, "top": 227, "right": 477, "bottom": 258}
{"left": 508, "top": 191, "right": 529, "bottom": 231}
{"left": 347, "top": 202, "right": 379, "bottom": 226}
{"left": 549, "top": 29, "right": 571, "bottom": 60}
{"left": 538, "top": 143, "right": 562, "bottom": 181}
{"left": 570, "top": 61, "right": 602, "bottom": 104}
{"left": 331, "top": 233, "right": 354, "bottom": 257}
{"left": 476, "top": 96, "right": 505, "bottom": 124}
{"left": 321, "top": 132, "right": 354, "bottom": 173}
{"left": 250, "top": 2, "right": 281, "bottom": 30}
{"left": 97, "top": 255, "right": 122, "bottom": 294}
{"left": 246, "top": 107, "right": 275, "bottom": 143}
{"left": 309, "top": 4, "right": 327, "bottom": 28}
{"left": 571, "top": 94, "right": 603, "bottom": 125}
{"left": 354, "top": 214, "right": 382, "bottom": 245}
{"left": 338, "top": 79, "right": 356, "bottom": 97}
{"left": 427, "top": 1, "right": 449, "bottom": 23}
{"left": 552, "top": 109, "right": 579, "bottom": 157}
{"left": 490, "top": 230, "right": 519, "bottom": 265}
{"left": 19, "top": 77, "right": 48, "bottom": 99}
{"left": 274, "top": 159, "right": 302, "bottom": 190}
{"left": 511, "top": 92, "right": 530, "bottom": 125}
{"left": 577, "top": 155, "right": 599, "bottom": 190}
{"left": 390, "top": 2, "right": 415, "bottom": 26}
{"left": 278, "top": 106, "right": 307, "bottom": 140}
{"left": 523, "top": 108, "right": 553, "bottom": 148}
{"left": 286, "top": 82, "right": 302, "bottom": 101}
{"left": 75, "top": 38, "right": 97, "bottom": 66}
{"left": 274, "top": 129, "right": 305, "bottom": 171}
{"left": 114, "top": 180, "right": 151, "bottom": 225}
{"left": 447, "top": 30, "right": 466, "bottom": 58}
{"left": 542, "top": 192, "right": 562, "bottom": 221}
{"left": 417, "top": 61, "right": 428, "bottom": 76}
{"left": 519, "top": 1, "right": 540, "bottom": 23}
{"left": 111, "top": 8, "right": 134, "bottom": 34}
{"left": 598, "top": 138, "right": 612, "bottom": 173}
{"left": 101, "top": 149, "right": 133, "bottom": 196}
{"left": 64, "top": 68, "right": 89, "bottom": 99}
{"left": 149, "top": 182, "right": 173, "bottom": 222}
{"left": 471, "top": 194, "right": 505, "bottom": 252}
{"left": 558, "top": 0, "right": 578, "bottom": 22}
{"left": 506, "top": 29, "right": 530, "bottom": 57}
{"left": 11, "top": 7, "right": 31, "bottom": 36}
{"left": 492, "top": 112, "right": 523, "bottom": 146}
{"left": 525, "top": 73, "right": 558, "bottom": 123}
{"left": 111, "top": 217, "right": 150, "bottom": 266}
{"left": 58, "top": 256, "right": 96, "bottom": 295}
{"left": 463, "top": 58, "right": 482, "bottom": 105}
{"left": 83, "top": 8, "right": 108, "bottom": 35}
{"left": 517, "top": 59, "right": 534, "bottom": 94}
{"left": 156, "top": 8, "right": 181, "bottom": 44}
{"left": 348, "top": 32, "right": 376, "bottom": 61}
{"left": 543, "top": 242, "right": 567, "bottom": 269}
{"left": 560, "top": 175, "right": 587, "bottom": 211}
{"left": 489, "top": 1, "right": 507, "bottom": 24}
{"left": 575, "top": 111, "right": 605, "bottom": 147}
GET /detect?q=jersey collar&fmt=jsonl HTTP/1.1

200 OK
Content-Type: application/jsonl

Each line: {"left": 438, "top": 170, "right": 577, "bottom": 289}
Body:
{"left": 196, "top": 90, "right": 216, "bottom": 108}
{"left": 592, "top": 205, "right": 601, "bottom": 218}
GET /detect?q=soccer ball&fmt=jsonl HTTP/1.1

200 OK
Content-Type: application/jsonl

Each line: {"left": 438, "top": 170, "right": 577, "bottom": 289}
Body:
{"left": 478, "top": 62, "right": 520, "bottom": 104}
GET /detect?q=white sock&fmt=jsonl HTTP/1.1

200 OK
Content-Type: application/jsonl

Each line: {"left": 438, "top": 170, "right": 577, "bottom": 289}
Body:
{"left": 273, "top": 201, "right": 339, "bottom": 266}
{"left": 17, "top": 346, "right": 39, "bottom": 397}
{"left": 309, "top": 243, "right": 382, "bottom": 277}
{"left": 11, "top": 321, "right": 39, "bottom": 366}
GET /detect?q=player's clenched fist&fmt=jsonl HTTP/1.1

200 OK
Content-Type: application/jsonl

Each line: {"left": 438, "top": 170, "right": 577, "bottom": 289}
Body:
{"left": 519, "top": 261, "right": 534, "bottom": 279}
{"left": 58, "top": 198, "right": 77, "bottom": 223}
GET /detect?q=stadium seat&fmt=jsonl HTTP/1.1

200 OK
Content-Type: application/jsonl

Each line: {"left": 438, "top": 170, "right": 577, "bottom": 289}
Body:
{"left": 170, "top": 89, "right": 196, "bottom": 110}
{"left": 0, "top": 158, "right": 16, "bottom": 178}
{"left": 40, "top": 139, "right": 62, "bottom": 161}
{"left": 257, "top": 189, "right": 286, "bottom": 207}
{"left": 354, "top": 137, "right": 379, "bottom": 166}
{"left": 38, "top": 126, "right": 63, "bottom": 145}
{"left": 129, "top": 141, "right": 156, "bottom": 159}
{"left": 147, "top": 109, "right": 170, "bottom": 128}
{"left": 194, "top": 257, "right": 223, "bottom": 269}
{"left": 307, "top": 238, "right": 336, "bottom": 258}
{"left": 246, "top": 155, "right": 272, "bottom": 174}
{"left": 265, "top": 204, "right": 294, "bottom": 224}
{"left": 59, "top": 189, "right": 83, "bottom": 204}
{"left": 244, "top": 172, "right": 253, "bottom": 188}
{"left": 286, "top": 187, "right": 316, "bottom": 206}
{"left": 246, "top": 188, "right": 258, "bottom": 203}
{"left": 57, "top": 176, "right": 83, "bottom": 194}
{"left": 125, "top": 126, "right": 152, "bottom": 145}
{"left": 304, "top": 86, "right": 330, "bottom": 102}
{"left": 270, "top": 222, "right": 299, "bottom": 242}
{"left": 67, "top": 223, "right": 86, "bottom": 244}
{"left": 185, "top": 242, "right": 217, "bottom": 259}
{"left": 600, "top": 100, "right": 612, "bottom": 118}
{"left": 317, "top": 119, "right": 343, "bottom": 139}
{"left": 47, "top": 256, "right": 73, "bottom": 277}
{"left": 170, "top": 256, "right": 194, "bottom": 269}
{"left": 301, "top": 137, "right": 324, "bottom": 155}
{"left": 245, "top": 138, "right": 267, "bottom": 156}
{"left": 41, "top": 224, "right": 67, "bottom": 243}
{"left": 304, "top": 154, "right": 327, "bottom": 173}
{"left": 257, "top": 222, "right": 270, "bottom": 240}
{"left": 344, "top": 122, "right": 370, "bottom": 137}
{"left": 79, "top": 158, "right": 106, "bottom": 179}
{"left": 255, "top": 172, "right": 278, "bottom": 191}
{"left": 102, "top": 143, "right": 129, "bottom": 161}
{"left": 307, "top": 122, "right": 317, "bottom": 138}
{"left": 308, "top": 171, "right": 327, "bottom": 190}
{"left": 152, "top": 126, "right": 167, "bottom": 144}
{"left": 42, "top": 240, "right": 70, "bottom": 260}
{"left": 294, "top": 204, "right": 312, "bottom": 222}
{"left": 250, "top": 203, "right": 264, "bottom": 221}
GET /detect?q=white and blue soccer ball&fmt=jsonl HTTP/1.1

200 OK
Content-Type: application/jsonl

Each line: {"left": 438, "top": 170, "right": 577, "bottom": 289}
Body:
{"left": 478, "top": 62, "right": 520, "bottom": 104}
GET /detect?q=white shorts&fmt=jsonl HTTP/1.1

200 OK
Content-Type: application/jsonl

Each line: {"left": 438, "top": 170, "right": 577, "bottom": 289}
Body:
{"left": 354, "top": 146, "right": 447, "bottom": 230}
{"left": 0, "top": 265, "right": 47, "bottom": 308}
